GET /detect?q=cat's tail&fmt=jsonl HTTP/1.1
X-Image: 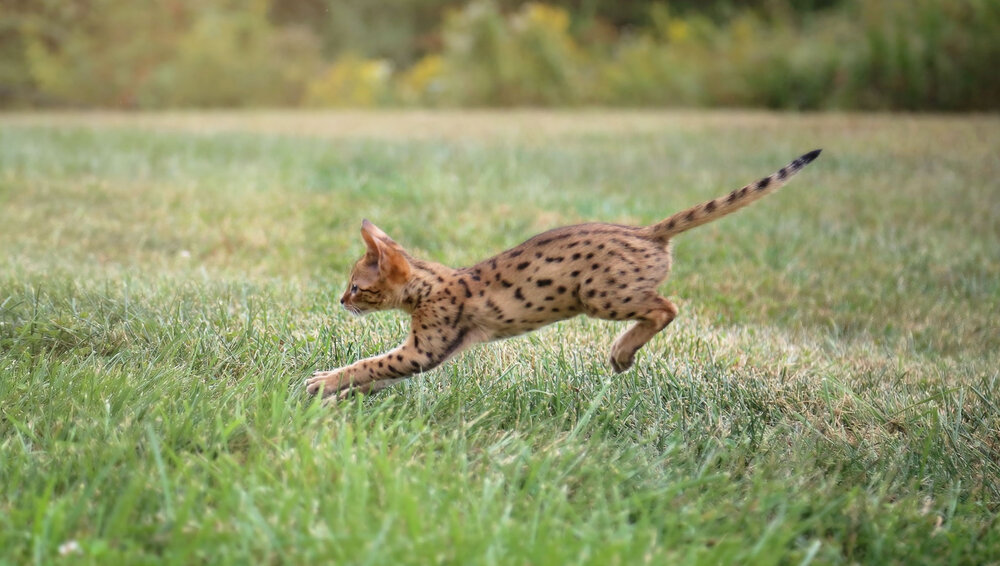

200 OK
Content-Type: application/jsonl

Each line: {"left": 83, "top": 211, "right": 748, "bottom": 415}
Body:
{"left": 645, "top": 149, "right": 822, "bottom": 243}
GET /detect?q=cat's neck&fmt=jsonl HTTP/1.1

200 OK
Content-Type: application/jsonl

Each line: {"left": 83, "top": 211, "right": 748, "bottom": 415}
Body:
{"left": 399, "top": 256, "right": 455, "bottom": 313}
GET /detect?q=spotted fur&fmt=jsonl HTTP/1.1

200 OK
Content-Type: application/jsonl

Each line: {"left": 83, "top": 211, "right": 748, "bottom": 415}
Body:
{"left": 306, "top": 150, "right": 822, "bottom": 399}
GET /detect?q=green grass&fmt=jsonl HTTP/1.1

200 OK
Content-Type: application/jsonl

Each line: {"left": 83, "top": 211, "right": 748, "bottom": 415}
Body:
{"left": 1, "top": 110, "right": 998, "bottom": 564}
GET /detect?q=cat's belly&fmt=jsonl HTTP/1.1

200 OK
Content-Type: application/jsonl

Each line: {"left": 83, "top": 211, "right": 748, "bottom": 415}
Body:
{"left": 472, "top": 301, "right": 581, "bottom": 341}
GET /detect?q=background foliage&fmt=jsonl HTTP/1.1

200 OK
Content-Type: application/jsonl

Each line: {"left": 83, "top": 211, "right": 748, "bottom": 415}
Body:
{"left": 2, "top": 0, "right": 999, "bottom": 110}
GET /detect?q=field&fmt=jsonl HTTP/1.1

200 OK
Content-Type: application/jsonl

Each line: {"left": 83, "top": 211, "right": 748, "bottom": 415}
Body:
{"left": 1, "top": 110, "right": 998, "bottom": 564}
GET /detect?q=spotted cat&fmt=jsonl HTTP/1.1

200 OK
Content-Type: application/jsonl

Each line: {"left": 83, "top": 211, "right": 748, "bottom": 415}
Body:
{"left": 307, "top": 150, "right": 822, "bottom": 399}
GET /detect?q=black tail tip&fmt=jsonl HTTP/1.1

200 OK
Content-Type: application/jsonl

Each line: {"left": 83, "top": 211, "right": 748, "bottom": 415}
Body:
{"left": 801, "top": 149, "right": 823, "bottom": 164}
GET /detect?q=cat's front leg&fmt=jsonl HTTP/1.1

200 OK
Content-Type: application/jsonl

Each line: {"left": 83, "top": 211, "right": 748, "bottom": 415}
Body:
{"left": 305, "top": 336, "right": 430, "bottom": 398}
{"left": 306, "top": 325, "right": 484, "bottom": 399}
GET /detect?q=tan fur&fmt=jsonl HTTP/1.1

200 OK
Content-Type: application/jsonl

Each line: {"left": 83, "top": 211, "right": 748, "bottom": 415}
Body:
{"left": 306, "top": 150, "right": 821, "bottom": 399}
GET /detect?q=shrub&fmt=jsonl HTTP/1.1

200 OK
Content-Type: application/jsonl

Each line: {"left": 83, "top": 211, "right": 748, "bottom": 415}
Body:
{"left": 397, "top": 54, "right": 447, "bottom": 105}
{"left": 149, "top": 5, "right": 322, "bottom": 108}
{"left": 438, "top": 1, "right": 584, "bottom": 105}
{"left": 304, "top": 54, "right": 394, "bottom": 107}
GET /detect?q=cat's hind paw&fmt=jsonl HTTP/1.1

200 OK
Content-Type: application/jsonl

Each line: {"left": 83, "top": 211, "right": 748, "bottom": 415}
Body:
{"left": 609, "top": 352, "right": 635, "bottom": 374}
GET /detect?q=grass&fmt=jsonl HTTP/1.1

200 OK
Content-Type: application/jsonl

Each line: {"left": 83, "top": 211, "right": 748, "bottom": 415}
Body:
{"left": 1, "top": 110, "right": 998, "bottom": 564}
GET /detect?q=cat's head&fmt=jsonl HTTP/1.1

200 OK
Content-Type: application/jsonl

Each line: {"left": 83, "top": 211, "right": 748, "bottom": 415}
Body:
{"left": 341, "top": 220, "right": 412, "bottom": 315}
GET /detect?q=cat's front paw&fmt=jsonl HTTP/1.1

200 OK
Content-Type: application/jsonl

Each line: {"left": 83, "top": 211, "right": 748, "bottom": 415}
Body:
{"left": 305, "top": 369, "right": 348, "bottom": 397}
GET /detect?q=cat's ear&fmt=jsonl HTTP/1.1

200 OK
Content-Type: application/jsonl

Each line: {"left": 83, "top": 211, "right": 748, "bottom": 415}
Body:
{"left": 360, "top": 220, "right": 410, "bottom": 283}
{"left": 360, "top": 219, "right": 384, "bottom": 260}
{"left": 361, "top": 219, "right": 392, "bottom": 242}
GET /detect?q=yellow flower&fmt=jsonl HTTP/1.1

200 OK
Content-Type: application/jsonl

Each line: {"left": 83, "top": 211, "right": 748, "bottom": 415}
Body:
{"left": 667, "top": 19, "right": 689, "bottom": 43}
{"left": 522, "top": 3, "right": 570, "bottom": 33}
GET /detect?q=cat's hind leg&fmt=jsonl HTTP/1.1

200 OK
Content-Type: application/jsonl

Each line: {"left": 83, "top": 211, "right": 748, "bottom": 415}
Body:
{"left": 608, "top": 295, "right": 678, "bottom": 373}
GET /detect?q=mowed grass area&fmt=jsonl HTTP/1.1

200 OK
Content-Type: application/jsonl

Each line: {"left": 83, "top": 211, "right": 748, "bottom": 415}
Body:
{"left": 1, "top": 110, "right": 998, "bottom": 564}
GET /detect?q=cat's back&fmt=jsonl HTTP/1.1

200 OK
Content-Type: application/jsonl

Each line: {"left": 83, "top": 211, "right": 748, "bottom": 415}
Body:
{"left": 470, "top": 221, "right": 671, "bottom": 288}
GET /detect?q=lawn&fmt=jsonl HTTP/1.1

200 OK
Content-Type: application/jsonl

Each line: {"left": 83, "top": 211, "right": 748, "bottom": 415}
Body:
{"left": 1, "top": 110, "right": 998, "bottom": 564}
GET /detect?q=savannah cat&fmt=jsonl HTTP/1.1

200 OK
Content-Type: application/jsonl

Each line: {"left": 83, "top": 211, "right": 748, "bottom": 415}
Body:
{"left": 307, "top": 149, "right": 822, "bottom": 400}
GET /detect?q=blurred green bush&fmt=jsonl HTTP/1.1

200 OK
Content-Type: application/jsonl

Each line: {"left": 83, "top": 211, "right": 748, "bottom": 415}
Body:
{"left": 2, "top": 0, "right": 997, "bottom": 110}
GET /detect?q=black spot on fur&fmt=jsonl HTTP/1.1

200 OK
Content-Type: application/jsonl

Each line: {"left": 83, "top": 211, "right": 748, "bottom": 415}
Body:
{"left": 509, "top": 250, "right": 523, "bottom": 257}
{"left": 516, "top": 262, "right": 530, "bottom": 270}
{"left": 536, "top": 279, "right": 553, "bottom": 287}
{"left": 514, "top": 287, "right": 525, "bottom": 301}
{"left": 777, "top": 167, "right": 787, "bottom": 180}
{"left": 757, "top": 177, "right": 771, "bottom": 190}
{"left": 500, "top": 279, "right": 513, "bottom": 288}
{"left": 556, "top": 286, "right": 567, "bottom": 294}
{"left": 705, "top": 200, "right": 717, "bottom": 212}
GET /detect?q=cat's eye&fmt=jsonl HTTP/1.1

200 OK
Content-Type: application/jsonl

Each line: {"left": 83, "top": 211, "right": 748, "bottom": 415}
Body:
{"left": 350, "top": 285, "right": 359, "bottom": 294}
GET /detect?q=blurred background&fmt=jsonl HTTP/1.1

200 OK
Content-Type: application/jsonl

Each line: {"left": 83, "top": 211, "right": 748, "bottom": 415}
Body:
{"left": 1, "top": 0, "right": 998, "bottom": 111}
